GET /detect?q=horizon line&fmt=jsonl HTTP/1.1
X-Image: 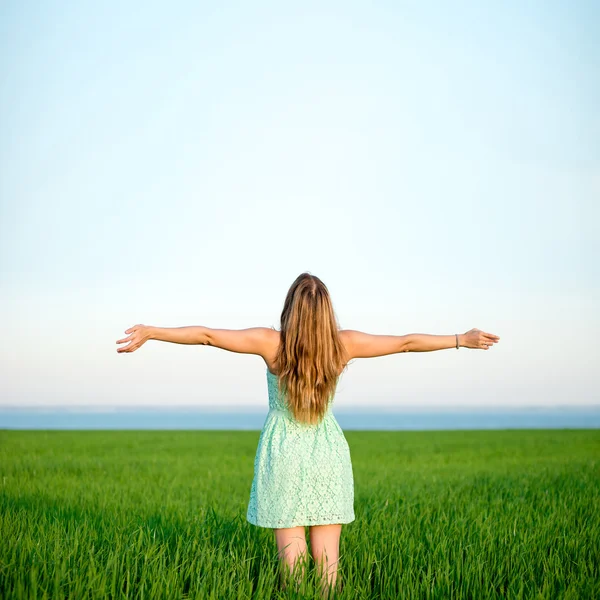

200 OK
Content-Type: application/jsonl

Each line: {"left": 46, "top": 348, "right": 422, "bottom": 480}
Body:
{"left": 1, "top": 404, "right": 599, "bottom": 412}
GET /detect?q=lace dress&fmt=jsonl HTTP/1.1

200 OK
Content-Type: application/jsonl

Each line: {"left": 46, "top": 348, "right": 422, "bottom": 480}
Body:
{"left": 246, "top": 368, "right": 355, "bottom": 528}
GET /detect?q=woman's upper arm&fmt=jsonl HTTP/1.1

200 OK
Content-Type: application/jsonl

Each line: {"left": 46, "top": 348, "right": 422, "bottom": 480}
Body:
{"left": 204, "top": 327, "right": 275, "bottom": 357}
{"left": 340, "top": 329, "right": 411, "bottom": 359}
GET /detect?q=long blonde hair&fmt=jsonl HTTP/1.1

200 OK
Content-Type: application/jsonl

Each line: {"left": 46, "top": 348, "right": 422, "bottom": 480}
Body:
{"left": 273, "top": 272, "right": 348, "bottom": 425}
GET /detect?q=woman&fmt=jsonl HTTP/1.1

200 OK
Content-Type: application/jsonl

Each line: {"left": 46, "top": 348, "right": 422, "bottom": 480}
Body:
{"left": 116, "top": 272, "right": 500, "bottom": 596}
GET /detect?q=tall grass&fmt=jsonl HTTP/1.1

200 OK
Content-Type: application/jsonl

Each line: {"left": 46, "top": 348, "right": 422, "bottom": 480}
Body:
{"left": 1, "top": 429, "right": 598, "bottom": 599}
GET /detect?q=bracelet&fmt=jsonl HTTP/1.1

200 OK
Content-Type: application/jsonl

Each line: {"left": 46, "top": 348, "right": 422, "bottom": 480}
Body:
{"left": 455, "top": 333, "right": 459, "bottom": 349}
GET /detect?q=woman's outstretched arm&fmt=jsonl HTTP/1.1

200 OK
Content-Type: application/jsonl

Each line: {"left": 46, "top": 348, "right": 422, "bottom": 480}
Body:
{"left": 116, "top": 324, "right": 274, "bottom": 356}
{"left": 407, "top": 329, "right": 499, "bottom": 351}
{"left": 341, "top": 328, "right": 500, "bottom": 359}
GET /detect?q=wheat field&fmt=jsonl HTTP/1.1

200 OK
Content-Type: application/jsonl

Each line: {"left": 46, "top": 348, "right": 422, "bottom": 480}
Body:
{"left": 1, "top": 429, "right": 598, "bottom": 599}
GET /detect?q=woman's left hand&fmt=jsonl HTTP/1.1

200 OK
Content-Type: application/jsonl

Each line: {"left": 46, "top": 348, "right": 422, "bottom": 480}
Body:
{"left": 116, "top": 324, "right": 151, "bottom": 353}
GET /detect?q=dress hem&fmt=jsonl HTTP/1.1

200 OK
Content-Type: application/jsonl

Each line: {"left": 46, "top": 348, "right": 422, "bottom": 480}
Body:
{"left": 246, "top": 515, "right": 355, "bottom": 529}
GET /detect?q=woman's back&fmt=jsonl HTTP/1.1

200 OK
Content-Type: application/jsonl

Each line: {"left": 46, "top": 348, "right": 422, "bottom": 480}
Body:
{"left": 266, "top": 367, "right": 340, "bottom": 419}
{"left": 246, "top": 364, "right": 355, "bottom": 529}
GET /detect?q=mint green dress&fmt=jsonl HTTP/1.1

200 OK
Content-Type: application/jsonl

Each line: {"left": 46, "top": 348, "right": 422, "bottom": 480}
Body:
{"left": 246, "top": 368, "right": 355, "bottom": 529}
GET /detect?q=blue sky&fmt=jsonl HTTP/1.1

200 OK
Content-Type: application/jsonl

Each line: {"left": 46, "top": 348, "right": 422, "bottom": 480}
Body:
{"left": 1, "top": 1, "right": 598, "bottom": 409}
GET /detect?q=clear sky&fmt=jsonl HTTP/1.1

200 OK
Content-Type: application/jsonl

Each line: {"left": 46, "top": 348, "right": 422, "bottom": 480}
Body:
{"left": 1, "top": 1, "right": 598, "bottom": 409}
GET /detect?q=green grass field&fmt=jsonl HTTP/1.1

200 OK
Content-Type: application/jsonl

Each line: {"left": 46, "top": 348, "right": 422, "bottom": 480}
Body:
{"left": 1, "top": 429, "right": 598, "bottom": 599}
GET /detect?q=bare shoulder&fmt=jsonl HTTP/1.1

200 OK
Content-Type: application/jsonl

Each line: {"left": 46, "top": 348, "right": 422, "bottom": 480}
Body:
{"left": 338, "top": 329, "right": 353, "bottom": 347}
{"left": 338, "top": 330, "right": 354, "bottom": 341}
{"left": 254, "top": 326, "right": 279, "bottom": 349}
{"left": 261, "top": 327, "right": 281, "bottom": 362}
{"left": 338, "top": 329, "right": 359, "bottom": 362}
{"left": 264, "top": 327, "right": 280, "bottom": 345}
{"left": 338, "top": 329, "right": 363, "bottom": 349}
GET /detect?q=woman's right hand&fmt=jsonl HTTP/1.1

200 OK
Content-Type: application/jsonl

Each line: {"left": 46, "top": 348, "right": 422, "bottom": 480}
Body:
{"left": 461, "top": 328, "right": 500, "bottom": 350}
{"left": 116, "top": 324, "right": 151, "bottom": 353}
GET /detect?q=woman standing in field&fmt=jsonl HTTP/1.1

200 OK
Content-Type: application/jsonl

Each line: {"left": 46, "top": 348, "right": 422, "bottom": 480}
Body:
{"left": 116, "top": 272, "right": 500, "bottom": 597}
